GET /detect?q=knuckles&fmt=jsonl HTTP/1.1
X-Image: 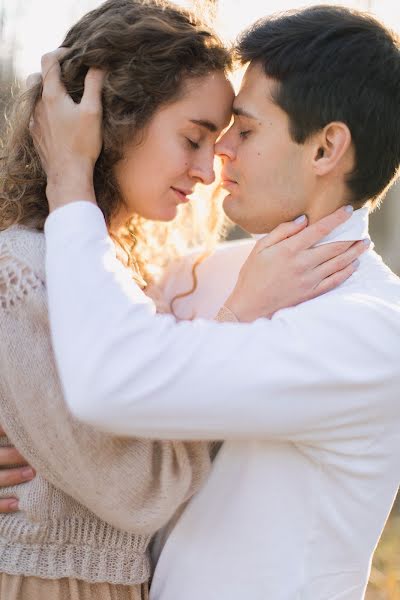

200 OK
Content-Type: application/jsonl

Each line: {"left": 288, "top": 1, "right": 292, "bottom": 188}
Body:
{"left": 333, "top": 254, "right": 349, "bottom": 270}
{"left": 40, "top": 52, "right": 56, "bottom": 73}
{"left": 278, "top": 243, "right": 295, "bottom": 261}
{"left": 81, "top": 103, "right": 102, "bottom": 118}
{"left": 314, "top": 223, "right": 332, "bottom": 239}
{"left": 41, "top": 88, "right": 58, "bottom": 104}
{"left": 26, "top": 72, "right": 42, "bottom": 90}
{"left": 292, "top": 252, "right": 309, "bottom": 275}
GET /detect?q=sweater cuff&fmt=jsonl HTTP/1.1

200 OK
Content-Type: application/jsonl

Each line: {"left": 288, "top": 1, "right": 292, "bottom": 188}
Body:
{"left": 215, "top": 305, "right": 240, "bottom": 323}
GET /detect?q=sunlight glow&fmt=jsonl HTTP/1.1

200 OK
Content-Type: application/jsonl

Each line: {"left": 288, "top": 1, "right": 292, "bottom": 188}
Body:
{"left": 2, "top": 0, "right": 399, "bottom": 80}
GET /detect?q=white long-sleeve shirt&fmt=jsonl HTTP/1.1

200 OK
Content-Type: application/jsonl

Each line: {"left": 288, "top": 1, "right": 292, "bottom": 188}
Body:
{"left": 45, "top": 203, "right": 400, "bottom": 599}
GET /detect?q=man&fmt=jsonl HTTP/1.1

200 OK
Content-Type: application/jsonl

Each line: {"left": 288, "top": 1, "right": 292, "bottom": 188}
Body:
{"left": 17, "top": 6, "right": 400, "bottom": 600}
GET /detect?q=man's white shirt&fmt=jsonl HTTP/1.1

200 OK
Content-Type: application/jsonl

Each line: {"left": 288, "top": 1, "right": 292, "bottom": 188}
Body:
{"left": 45, "top": 204, "right": 400, "bottom": 599}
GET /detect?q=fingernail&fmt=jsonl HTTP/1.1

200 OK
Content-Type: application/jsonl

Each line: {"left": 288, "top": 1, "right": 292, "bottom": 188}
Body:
{"left": 352, "top": 259, "right": 360, "bottom": 268}
{"left": 9, "top": 500, "right": 18, "bottom": 510}
{"left": 344, "top": 205, "right": 354, "bottom": 214}
{"left": 294, "top": 215, "right": 307, "bottom": 224}
{"left": 22, "top": 468, "right": 35, "bottom": 481}
{"left": 363, "top": 238, "right": 371, "bottom": 247}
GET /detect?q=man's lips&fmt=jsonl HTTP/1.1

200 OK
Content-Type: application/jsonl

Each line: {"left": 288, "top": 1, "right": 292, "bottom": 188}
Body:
{"left": 220, "top": 177, "right": 239, "bottom": 191}
{"left": 220, "top": 171, "right": 238, "bottom": 187}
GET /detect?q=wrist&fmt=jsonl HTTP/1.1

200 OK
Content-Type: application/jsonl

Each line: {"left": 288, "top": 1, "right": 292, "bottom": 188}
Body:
{"left": 224, "top": 294, "right": 249, "bottom": 323}
{"left": 225, "top": 293, "right": 273, "bottom": 323}
{"left": 46, "top": 167, "right": 96, "bottom": 211}
{"left": 215, "top": 305, "right": 240, "bottom": 323}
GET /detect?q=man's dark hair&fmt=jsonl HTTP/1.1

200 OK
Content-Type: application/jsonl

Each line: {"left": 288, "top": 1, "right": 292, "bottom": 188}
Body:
{"left": 237, "top": 6, "right": 400, "bottom": 207}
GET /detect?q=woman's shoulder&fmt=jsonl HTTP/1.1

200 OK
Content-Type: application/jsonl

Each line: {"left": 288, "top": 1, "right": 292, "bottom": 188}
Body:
{"left": 164, "top": 239, "right": 255, "bottom": 287}
{"left": 0, "top": 225, "right": 46, "bottom": 275}
{"left": 0, "top": 226, "right": 46, "bottom": 312}
{"left": 159, "top": 239, "right": 256, "bottom": 319}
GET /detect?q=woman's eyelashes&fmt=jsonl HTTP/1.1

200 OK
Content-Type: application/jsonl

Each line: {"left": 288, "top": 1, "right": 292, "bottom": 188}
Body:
{"left": 239, "top": 130, "right": 251, "bottom": 140}
{"left": 186, "top": 138, "right": 200, "bottom": 150}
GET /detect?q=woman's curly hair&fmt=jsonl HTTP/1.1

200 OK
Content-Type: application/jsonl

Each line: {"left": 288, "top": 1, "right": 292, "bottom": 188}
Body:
{"left": 0, "top": 0, "right": 232, "bottom": 288}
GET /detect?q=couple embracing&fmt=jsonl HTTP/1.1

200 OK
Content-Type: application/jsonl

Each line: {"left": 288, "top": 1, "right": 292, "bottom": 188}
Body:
{"left": 0, "top": 1, "right": 399, "bottom": 599}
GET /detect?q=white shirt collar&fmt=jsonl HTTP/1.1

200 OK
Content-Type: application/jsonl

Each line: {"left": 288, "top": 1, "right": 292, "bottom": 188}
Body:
{"left": 252, "top": 207, "right": 371, "bottom": 246}
{"left": 315, "top": 206, "right": 370, "bottom": 246}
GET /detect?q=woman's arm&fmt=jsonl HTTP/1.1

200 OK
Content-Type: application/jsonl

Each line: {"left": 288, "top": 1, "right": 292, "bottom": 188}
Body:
{"left": 44, "top": 203, "right": 376, "bottom": 443}
{"left": 0, "top": 251, "right": 211, "bottom": 533}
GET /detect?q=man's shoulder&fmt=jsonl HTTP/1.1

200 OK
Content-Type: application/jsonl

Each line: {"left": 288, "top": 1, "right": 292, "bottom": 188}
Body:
{"left": 342, "top": 250, "right": 400, "bottom": 310}
{"left": 277, "top": 252, "right": 400, "bottom": 337}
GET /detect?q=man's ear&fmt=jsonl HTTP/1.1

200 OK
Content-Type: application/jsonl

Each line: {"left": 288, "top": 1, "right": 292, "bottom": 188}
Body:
{"left": 312, "top": 122, "right": 352, "bottom": 176}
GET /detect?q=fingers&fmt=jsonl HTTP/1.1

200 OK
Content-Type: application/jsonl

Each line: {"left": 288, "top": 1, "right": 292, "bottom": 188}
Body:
{"left": 306, "top": 241, "right": 354, "bottom": 267}
{"left": 26, "top": 72, "right": 42, "bottom": 90}
{"left": 0, "top": 466, "right": 35, "bottom": 487}
{"left": 0, "top": 429, "right": 27, "bottom": 469}
{"left": 256, "top": 215, "right": 308, "bottom": 251}
{"left": 287, "top": 205, "right": 354, "bottom": 252}
{"left": 0, "top": 499, "right": 19, "bottom": 513}
{"left": 314, "top": 239, "right": 370, "bottom": 281}
{"left": 29, "top": 102, "right": 45, "bottom": 157}
{"left": 81, "top": 69, "right": 105, "bottom": 114}
{"left": 41, "top": 48, "right": 70, "bottom": 100}
{"left": 0, "top": 446, "right": 29, "bottom": 468}
{"left": 312, "top": 262, "right": 357, "bottom": 298}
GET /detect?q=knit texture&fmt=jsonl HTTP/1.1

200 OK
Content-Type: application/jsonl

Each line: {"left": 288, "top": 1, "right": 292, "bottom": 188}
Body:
{"left": 0, "top": 225, "right": 212, "bottom": 585}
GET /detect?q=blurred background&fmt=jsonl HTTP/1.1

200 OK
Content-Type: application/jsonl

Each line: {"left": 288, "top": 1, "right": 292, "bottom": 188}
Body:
{"left": 0, "top": 0, "right": 399, "bottom": 598}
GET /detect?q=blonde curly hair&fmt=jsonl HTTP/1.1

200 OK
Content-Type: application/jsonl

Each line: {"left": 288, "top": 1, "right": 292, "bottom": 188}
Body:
{"left": 0, "top": 0, "right": 231, "bottom": 292}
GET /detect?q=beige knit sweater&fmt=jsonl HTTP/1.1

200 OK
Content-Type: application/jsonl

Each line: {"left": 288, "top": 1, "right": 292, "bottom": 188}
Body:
{"left": 0, "top": 225, "right": 212, "bottom": 585}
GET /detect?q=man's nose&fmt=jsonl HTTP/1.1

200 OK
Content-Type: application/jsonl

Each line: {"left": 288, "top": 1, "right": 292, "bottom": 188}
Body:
{"left": 215, "top": 132, "right": 236, "bottom": 161}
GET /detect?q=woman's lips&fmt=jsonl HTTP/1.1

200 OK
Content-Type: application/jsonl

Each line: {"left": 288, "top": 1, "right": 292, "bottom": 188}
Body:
{"left": 171, "top": 187, "right": 191, "bottom": 203}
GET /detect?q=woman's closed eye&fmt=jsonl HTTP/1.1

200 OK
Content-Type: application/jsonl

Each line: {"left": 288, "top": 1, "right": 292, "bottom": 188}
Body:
{"left": 239, "top": 130, "right": 251, "bottom": 140}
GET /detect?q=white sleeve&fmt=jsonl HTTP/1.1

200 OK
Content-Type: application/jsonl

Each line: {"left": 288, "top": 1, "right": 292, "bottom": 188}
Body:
{"left": 45, "top": 202, "right": 397, "bottom": 442}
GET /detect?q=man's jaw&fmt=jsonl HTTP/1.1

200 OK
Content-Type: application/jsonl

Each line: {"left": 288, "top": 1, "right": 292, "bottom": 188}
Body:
{"left": 251, "top": 232, "right": 269, "bottom": 240}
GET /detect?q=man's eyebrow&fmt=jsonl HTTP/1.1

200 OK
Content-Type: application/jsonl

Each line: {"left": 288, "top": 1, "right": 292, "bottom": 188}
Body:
{"left": 189, "top": 119, "right": 218, "bottom": 133}
{"left": 232, "top": 106, "right": 257, "bottom": 120}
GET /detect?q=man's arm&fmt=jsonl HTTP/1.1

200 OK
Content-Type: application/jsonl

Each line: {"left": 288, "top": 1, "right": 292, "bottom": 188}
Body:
{"left": 45, "top": 202, "right": 396, "bottom": 443}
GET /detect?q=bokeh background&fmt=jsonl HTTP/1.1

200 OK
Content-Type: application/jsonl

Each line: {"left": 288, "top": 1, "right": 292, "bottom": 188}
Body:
{"left": 1, "top": 1, "right": 399, "bottom": 598}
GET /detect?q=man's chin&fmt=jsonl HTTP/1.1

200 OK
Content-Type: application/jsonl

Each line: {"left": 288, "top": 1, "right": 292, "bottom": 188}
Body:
{"left": 223, "top": 194, "right": 266, "bottom": 234}
{"left": 222, "top": 193, "right": 242, "bottom": 225}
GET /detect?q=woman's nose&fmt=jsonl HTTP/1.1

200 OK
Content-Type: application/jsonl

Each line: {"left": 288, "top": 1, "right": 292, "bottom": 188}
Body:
{"left": 189, "top": 156, "right": 216, "bottom": 185}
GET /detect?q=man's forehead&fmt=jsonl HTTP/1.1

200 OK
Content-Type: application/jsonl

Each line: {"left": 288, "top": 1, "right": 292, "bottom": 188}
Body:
{"left": 234, "top": 74, "right": 276, "bottom": 120}
{"left": 232, "top": 83, "right": 271, "bottom": 119}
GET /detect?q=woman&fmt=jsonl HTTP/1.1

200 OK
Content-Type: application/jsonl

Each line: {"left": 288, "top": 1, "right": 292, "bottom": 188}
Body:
{"left": 0, "top": 0, "right": 364, "bottom": 599}
{"left": 0, "top": 3, "right": 232, "bottom": 599}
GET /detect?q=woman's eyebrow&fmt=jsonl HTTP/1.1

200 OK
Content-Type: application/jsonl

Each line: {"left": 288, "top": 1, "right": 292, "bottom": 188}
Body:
{"left": 189, "top": 119, "right": 218, "bottom": 132}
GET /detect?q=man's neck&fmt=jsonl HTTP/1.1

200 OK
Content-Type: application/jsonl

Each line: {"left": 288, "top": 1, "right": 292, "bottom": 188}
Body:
{"left": 252, "top": 206, "right": 371, "bottom": 246}
{"left": 304, "top": 183, "right": 358, "bottom": 225}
